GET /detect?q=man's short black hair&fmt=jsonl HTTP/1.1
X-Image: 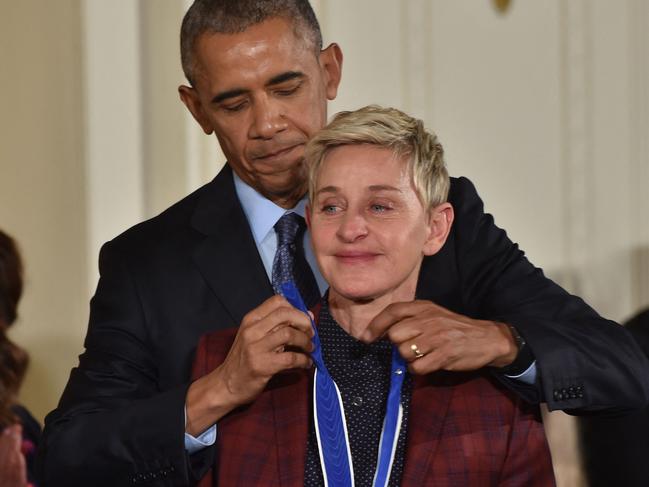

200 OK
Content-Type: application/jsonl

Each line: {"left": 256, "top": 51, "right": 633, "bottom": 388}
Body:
{"left": 180, "top": 0, "right": 323, "bottom": 86}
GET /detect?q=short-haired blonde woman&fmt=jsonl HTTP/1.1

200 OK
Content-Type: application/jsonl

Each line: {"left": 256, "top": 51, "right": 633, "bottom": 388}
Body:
{"left": 192, "top": 106, "right": 555, "bottom": 486}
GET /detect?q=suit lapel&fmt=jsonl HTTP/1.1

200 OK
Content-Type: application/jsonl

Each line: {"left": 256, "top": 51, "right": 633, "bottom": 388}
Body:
{"left": 272, "top": 302, "right": 321, "bottom": 485}
{"left": 191, "top": 165, "right": 274, "bottom": 326}
{"left": 271, "top": 369, "right": 311, "bottom": 487}
{"left": 402, "top": 373, "right": 454, "bottom": 483}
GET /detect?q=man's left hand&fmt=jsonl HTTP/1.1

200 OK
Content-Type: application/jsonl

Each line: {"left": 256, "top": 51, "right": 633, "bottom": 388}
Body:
{"left": 361, "top": 300, "right": 518, "bottom": 375}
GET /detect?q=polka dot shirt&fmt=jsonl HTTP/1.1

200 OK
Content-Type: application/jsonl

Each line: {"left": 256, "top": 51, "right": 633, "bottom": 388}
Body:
{"left": 304, "top": 299, "right": 412, "bottom": 486}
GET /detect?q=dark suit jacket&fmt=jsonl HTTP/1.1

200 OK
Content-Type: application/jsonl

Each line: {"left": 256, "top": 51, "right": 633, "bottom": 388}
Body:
{"left": 191, "top": 326, "right": 556, "bottom": 487}
{"left": 37, "top": 165, "right": 649, "bottom": 486}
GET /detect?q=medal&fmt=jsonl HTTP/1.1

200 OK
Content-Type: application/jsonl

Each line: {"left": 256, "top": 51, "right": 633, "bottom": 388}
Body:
{"left": 281, "top": 282, "right": 406, "bottom": 487}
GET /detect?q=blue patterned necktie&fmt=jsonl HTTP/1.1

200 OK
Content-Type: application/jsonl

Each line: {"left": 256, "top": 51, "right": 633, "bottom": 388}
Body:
{"left": 272, "top": 212, "right": 321, "bottom": 308}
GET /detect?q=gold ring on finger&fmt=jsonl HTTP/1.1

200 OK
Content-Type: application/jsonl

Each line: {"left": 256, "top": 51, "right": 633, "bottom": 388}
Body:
{"left": 410, "top": 343, "right": 425, "bottom": 359}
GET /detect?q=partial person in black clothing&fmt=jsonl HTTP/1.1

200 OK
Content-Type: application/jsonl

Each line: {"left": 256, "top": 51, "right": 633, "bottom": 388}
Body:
{"left": 0, "top": 230, "right": 41, "bottom": 487}
{"left": 578, "top": 308, "right": 649, "bottom": 487}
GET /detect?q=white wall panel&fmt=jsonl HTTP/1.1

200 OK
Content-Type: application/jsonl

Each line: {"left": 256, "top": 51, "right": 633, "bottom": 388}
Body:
{"left": 628, "top": 0, "right": 649, "bottom": 314}
{"left": 83, "top": 1, "right": 145, "bottom": 289}
{"left": 320, "top": 0, "right": 405, "bottom": 114}
{"left": 140, "top": 0, "right": 226, "bottom": 218}
{"left": 427, "top": 1, "right": 564, "bottom": 272}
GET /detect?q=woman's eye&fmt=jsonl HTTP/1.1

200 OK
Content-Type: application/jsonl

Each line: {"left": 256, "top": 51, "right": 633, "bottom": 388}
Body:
{"left": 322, "top": 205, "right": 339, "bottom": 214}
{"left": 370, "top": 204, "right": 388, "bottom": 212}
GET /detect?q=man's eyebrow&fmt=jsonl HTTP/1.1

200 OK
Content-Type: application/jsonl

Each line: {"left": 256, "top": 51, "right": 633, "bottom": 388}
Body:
{"left": 267, "top": 71, "right": 305, "bottom": 87}
{"left": 211, "top": 71, "right": 305, "bottom": 105}
{"left": 212, "top": 88, "right": 248, "bottom": 105}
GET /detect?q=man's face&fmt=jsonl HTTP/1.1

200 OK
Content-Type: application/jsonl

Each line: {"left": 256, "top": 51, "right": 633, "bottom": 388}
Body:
{"left": 308, "top": 144, "right": 449, "bottom": 303}
{"left": 180, "top": 17, "right": 342, "bottom": 208}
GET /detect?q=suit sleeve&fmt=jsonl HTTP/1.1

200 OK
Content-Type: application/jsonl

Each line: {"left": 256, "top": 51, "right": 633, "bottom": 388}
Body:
{"left": 37, "top": 241, "right": 214, "bottom": 487}
{"left": 449, "top": 177, "right": 649, "bottom": 413}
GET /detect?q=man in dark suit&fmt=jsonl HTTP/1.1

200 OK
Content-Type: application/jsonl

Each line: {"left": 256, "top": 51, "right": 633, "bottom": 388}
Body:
{"left": 37, "top": 1, "right": 649, "bottom": 486}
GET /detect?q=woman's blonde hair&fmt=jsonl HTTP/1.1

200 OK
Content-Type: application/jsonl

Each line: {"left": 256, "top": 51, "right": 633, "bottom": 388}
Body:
{"left": 305, "top": 105, "right": 449, "bottom": 209}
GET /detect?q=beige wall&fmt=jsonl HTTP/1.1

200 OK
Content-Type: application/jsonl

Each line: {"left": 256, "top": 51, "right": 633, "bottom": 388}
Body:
{"left": 0, "top": 1, "right": 86, "bottom": 422}
{"left": 139, "top": 0, "right": 225, "bottom": 218}
{"left": 1, "top": 1, "right": 647, "bottom": 485}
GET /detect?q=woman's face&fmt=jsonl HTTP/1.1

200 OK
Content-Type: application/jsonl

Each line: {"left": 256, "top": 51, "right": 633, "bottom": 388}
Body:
{"left": 309, "top": 144, "right": 446, "bottom": 303}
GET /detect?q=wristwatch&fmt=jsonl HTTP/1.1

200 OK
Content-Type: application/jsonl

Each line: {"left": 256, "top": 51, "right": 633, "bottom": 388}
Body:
{"left": 498, "top": 324, "right": 535, "bottom": 376}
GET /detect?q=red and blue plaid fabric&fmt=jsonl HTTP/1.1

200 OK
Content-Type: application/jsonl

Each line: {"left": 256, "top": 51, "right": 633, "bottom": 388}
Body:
{"left": 192, "top": 323, "right": 555, "bottom": 486}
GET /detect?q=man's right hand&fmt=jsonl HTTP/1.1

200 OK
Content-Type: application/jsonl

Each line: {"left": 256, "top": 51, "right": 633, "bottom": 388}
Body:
{"left": 185, "top": 295, "right": 314, "bottom": 436}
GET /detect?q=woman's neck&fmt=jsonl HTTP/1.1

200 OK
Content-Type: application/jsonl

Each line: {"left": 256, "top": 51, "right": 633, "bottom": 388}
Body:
{"left": 327, "top": 284, "right": 416, "bottom": 339}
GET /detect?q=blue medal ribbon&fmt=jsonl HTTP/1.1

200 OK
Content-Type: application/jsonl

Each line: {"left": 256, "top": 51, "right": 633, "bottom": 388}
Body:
{"left": 280, "top": 282, "right": 406, "bottom": 487}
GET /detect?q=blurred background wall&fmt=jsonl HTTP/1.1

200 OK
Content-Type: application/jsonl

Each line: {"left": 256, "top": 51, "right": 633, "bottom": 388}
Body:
{"left": 0, "top": 1, "right": 647, "bottom": 485}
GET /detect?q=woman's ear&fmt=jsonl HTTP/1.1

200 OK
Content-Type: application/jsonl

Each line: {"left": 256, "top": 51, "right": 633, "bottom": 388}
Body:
{"left": 423, "top": 203, "right": 454, "bottom": 256}
{"left": 305, "top": 204, "right": 312, "bottom": 228}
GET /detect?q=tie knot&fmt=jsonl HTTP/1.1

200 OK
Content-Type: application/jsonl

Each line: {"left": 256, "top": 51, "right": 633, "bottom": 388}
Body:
{"left": 274, "top": 212, "right": 305, "bottom": 246}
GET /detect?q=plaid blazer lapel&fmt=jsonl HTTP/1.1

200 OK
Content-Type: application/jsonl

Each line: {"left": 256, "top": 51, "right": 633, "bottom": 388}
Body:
{"left": 192, "top": 331, "right": 311, "bottom": 486}
{"left": 273, "top": 302, "right": 321, "bottom": 487}
{"left": 191, "top": 330, "right": 236, "bottom": 487}
{"left": 271, "top": 369, "right": 311, "bottom": 487}
{"left": 272, "top": 301, "right": 320, "bottom": 486}
{"left": 401, "top": 372, "right": 454, "bottom": 484}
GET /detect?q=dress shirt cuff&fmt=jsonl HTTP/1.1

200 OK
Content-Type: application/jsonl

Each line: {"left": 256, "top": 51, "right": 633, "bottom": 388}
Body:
{"left": 184, "top": 426, "right": 217, "bottom": 454}
{"left": 504, "top": 360, "right": 537, "bottom": 385}
{"left": 184, "top": 404, "right": 217, "bottom": 454}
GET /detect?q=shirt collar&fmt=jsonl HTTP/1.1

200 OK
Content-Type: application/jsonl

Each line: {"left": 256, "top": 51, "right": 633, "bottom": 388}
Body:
{"left": 233, "top": 171, "right": 307, "bottom": 244}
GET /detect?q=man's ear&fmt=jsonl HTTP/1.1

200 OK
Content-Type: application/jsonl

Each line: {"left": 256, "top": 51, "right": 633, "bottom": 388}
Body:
{"left": 178, "top": 85, "right": 214, "bottom": 135}
{"left": 319, "top": 43, "right": 343, "bottom": 100}
{"left": 423, "top": 203, "right": 454, "bottom": 256}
